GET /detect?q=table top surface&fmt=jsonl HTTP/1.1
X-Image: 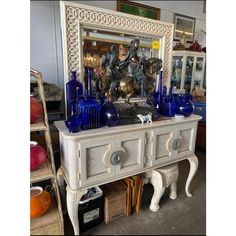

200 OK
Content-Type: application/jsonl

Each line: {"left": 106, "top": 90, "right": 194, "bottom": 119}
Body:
{"left": 54, "top": 114, "right": 202, "bottom": 139}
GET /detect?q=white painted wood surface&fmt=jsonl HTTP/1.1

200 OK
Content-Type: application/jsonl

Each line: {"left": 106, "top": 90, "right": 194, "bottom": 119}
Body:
{"left": 54, "top": 114, "right": 201, "bottom": 235}
{"left": 142, "top": 163, "right": 179, "bottom": 212}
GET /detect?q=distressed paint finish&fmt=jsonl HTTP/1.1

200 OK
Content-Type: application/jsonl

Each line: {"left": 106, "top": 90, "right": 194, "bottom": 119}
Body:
{"left": 54, "top": 114, "right": 201, "bottom": 235}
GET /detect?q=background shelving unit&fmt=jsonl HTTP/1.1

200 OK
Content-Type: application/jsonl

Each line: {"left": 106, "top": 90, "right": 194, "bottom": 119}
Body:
{"left": 170, "top": 50, "right": 206, "bottom": 93}
{"left": 30, "top": 68, "right": 64, "bottom": 235}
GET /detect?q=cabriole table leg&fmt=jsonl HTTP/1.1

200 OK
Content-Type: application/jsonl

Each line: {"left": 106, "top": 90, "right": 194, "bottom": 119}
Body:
{"left": 185, "top": 155, "right": 199, "bottom": 197}
{"left": 66, "top": 186, "right": 87, "bottom": 235}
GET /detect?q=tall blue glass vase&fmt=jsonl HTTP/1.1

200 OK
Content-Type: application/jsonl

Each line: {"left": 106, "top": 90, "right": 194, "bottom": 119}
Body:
{"left": 66, "top": 71, "right": 83, "bottom": 118}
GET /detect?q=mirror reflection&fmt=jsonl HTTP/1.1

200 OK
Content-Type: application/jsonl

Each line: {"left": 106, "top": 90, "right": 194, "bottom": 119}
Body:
{"left": 82, "top": 27, "right": 162, "bottom": 103}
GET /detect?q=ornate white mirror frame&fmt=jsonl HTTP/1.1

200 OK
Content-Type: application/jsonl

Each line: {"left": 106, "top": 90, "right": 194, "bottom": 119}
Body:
{"left": 60, "top": 1, "right": 174, "bottom": 96}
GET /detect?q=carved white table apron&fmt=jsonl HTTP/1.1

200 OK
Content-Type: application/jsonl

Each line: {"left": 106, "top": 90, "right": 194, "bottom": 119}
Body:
{"left": 54, "top": 114, "right": 201, "bottom": 235}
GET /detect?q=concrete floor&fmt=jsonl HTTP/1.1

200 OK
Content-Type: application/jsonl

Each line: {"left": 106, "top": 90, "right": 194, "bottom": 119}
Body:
{"left": 63, "top": 148, "right": 206, "bottom": 235}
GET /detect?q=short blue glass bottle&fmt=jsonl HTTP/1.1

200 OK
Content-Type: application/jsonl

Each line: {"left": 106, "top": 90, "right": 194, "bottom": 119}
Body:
{"left": 100, "top": 96, "right": 119, "bottom": 127}
{"left": 175, "top": 93, "right": 194, "bottom": 117}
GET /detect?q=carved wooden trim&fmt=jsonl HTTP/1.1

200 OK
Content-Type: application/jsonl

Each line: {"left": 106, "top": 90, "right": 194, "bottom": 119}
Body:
{"left": 61, "top": 1, "right": 174, "bottom": 86}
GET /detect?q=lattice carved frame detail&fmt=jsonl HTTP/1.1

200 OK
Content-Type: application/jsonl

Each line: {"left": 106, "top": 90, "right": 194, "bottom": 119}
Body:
{"left": 60, "top": 1, "right": 174, "bottom": 87}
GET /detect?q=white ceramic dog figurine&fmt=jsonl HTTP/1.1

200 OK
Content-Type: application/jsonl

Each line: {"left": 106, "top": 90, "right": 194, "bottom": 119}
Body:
{"left": 137, "top": 112, "right": 152, "bottom": 124}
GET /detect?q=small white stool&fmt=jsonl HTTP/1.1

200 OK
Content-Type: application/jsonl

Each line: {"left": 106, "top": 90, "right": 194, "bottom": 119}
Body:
{"left": 142, "top": 163, "right": 179, "bottom": 212}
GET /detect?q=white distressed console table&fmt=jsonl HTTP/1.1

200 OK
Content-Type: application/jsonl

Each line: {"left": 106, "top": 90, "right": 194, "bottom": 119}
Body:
{"left": 54, "top": 114, "right": 201, "bottom": 235}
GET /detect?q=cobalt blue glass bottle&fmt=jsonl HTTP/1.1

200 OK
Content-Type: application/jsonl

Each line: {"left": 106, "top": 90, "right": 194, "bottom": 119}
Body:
{"left": 79, "top": 90, "right": 101, "bottom": 130}
{"left": 66, "top": 71, "right": 83, "bottom": 119}
{"left": 175, "top": 93, "right": 194, "bottom": 117}
{"left": 78, "top": 68, "right": 101, "bottom": 130}
{"left": 160, "top": 87, "right": 177, "bottom": 117}
{"left": 100, "top": 96, "right": 119, "bottom": 127}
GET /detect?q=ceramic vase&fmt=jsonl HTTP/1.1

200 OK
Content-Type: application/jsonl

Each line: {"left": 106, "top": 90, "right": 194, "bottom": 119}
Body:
{"left": 30, "top": 95, "right": 43, "bottom": 124}
{"left": 30, "top": 186, "right": 52, "bottom": 218}
{"left": 30, "top": 141, "right": 47, "bottom": 171}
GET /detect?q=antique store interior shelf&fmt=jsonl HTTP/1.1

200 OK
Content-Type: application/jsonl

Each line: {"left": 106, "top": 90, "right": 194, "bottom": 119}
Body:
{"left": 30, "top": 118, "right": 47, "bottom": 132}
{"left": 30, "top": 159, "right": 54, "bottom": 183}
{"left": 30, "top": 182, "right": 63, "bottom": 235}
{"left": 30, "top": 68, "right": 64, "bottom": 235}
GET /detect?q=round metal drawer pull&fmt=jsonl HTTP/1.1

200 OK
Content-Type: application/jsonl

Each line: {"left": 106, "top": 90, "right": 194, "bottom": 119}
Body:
{"left": 172, "top": 138, "right": 181, "bottom": 150}
{"left": 110, "top": 151, "right": 125, "bottom": 166}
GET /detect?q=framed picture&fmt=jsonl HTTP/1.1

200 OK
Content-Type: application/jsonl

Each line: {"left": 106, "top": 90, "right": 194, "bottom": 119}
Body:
{"left": 117, "top": 0, "right": 160, "bottom": 20}
{"left": 173, "top": 13, "right": 196, "bottom": 43}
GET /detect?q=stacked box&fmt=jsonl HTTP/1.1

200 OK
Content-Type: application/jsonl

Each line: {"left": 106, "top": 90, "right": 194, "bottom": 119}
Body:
{"left": 100, "top": 181, "right": 127, "bottom": 224}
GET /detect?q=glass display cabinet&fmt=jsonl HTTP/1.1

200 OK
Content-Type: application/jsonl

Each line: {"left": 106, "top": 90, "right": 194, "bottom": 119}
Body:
{"left": 171, "top": 50, "right": 206, "bottom": 93}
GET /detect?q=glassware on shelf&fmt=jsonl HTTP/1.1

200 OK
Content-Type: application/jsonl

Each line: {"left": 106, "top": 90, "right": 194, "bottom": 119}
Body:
{"left": 160, "top": 87, "right": 177, "bottom": 117}
{"left": 65, "top": 111, "right": 82, "bottom": 133}
{"left": 64, "top": 68, "right": 101, "bottom": 132}
{"left": 184, "top": 56, "right": 194, "bottom": 93}
{"left": 30, "top": 95, "right": 44, "bottom": 124}
{"left": 194, "top": 57, "right": 204, "bottom": 89}
{"left": 175, "top": 93, "right": 194, "bottom": 117}
{"left": 78, "top": 68, "right": 101, "bottom": 130}
{"left": 78, "top": 90, "right": 101, "bottom": 130}
{"left": 30, "top": 141, "right": 47, "bottom": 171}
{"left": 160, "top": 99, "right": 177, "bottom": 117}
{"left": 100, "top": 96, "right": 119, "bottom": 127}
{"left": 171, "top": 56, "right": 183, "bottom": 89}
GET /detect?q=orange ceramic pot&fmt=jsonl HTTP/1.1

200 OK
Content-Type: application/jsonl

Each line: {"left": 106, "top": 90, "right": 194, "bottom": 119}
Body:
{"left": 30, "top": 186, "right": 52, "bottom": 219}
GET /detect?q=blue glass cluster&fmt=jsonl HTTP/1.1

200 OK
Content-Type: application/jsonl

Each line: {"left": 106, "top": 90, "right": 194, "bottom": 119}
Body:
{"left": 65, "top": 68, "right": 101, "bottom": 133}
{"left": 148, "top": 70, "right": 194, "bottom": 117}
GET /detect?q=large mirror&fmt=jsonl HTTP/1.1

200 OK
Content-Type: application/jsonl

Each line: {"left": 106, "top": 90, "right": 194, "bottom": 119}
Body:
{"left": 60, "top": 1, "right": 174, "bottom": 104}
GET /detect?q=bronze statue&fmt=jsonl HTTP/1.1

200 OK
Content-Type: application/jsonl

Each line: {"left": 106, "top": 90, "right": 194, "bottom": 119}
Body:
{"left": 99, "top": 44, "right": 122, "bottom": 97}
{"left": 142, "top": 57, "right": 162, "bottom": 94}
{"left": 101, "top": 44, "right": 122, "bottom": 80}
{"left": 118, "top": 39, "right": 147, "bottom": 97}
{"left": 114, "top": 57, "right": 162, "bottom": 103}
{"left": 96, "top": 39, "right": 162, "bottom": 104}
